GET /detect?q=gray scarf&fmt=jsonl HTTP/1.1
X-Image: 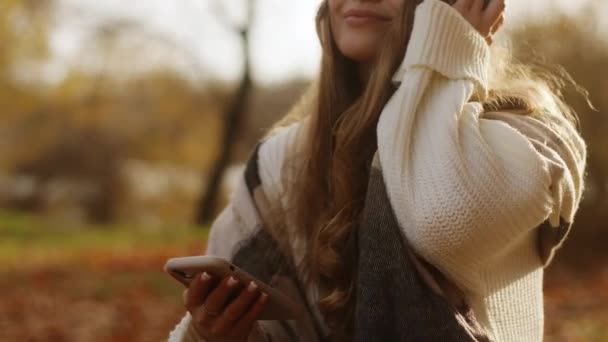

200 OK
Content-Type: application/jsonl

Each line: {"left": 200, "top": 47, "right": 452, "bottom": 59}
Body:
{"left": 226, "top": 144, "right": 493, "bottom": 341}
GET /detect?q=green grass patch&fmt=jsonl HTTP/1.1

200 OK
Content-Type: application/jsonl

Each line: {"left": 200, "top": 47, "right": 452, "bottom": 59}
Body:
{"left": 0, "top": 209, "right": 209, "bottom": 268}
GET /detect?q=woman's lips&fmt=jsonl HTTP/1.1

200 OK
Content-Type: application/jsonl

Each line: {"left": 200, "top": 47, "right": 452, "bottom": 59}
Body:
{"left": 344, "top": 9, "right": 391, "bottom": 26}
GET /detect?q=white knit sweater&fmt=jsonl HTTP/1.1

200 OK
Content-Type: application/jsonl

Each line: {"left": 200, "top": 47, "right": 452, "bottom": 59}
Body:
{"left": 169, "top": 1, "right": 586, "bottom": 341}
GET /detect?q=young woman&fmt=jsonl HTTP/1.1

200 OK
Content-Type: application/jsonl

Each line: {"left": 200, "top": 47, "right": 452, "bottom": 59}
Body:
{"left": 169, "top": 0, "right": 587, "bottom": 341}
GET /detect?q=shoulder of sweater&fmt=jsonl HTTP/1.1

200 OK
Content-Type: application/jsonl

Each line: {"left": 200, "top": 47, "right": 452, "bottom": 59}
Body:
{"left": 257, "top": 119, "right": 307, "bottom": 202}
{"left": 259, "top": 120, "right": 306, "bottom": 173}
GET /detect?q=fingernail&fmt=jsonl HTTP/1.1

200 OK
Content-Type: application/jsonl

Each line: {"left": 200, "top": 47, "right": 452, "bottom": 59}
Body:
{"left": 248, "top": 281, "right": 258, "bottom": 292}
{"left": 260, "top": 293, "right": 269, "bottom": 303}
{"left": 200, "top": 272, "right": 211, "bottom": 282}
{"left": 227, "top": 276, "right": 238, "bottom": 287}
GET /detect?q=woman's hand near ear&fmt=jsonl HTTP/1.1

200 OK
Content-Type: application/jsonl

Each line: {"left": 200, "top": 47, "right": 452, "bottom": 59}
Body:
{"left": 452, "top": 0, "right": 505, "bottom": 45}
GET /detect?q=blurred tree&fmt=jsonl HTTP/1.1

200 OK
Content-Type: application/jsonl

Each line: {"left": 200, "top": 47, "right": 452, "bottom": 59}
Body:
{"left": 0, "top": 3, "right": 229, "bottom": 223}
{"left": 0, "top": 0, "right": 52, "bottom": 80}
{"left": 196, "top": 0, "right": 257, "bottom": 224}
{"left": 0, "top": 0, "right": 54, "bottom": 170}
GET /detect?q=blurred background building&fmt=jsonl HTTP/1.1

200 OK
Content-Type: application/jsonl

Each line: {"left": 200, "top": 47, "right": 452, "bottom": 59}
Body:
{"left": 0, "top": 0, "right": 606, "bottom": 341}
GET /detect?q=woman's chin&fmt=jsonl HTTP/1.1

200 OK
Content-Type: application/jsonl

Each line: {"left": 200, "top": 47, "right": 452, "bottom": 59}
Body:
{"left": 338, "top": 40, "right": 379, "bottom": 64}
{"left": 341, "top": 48, "right": 376, "bottom": 64}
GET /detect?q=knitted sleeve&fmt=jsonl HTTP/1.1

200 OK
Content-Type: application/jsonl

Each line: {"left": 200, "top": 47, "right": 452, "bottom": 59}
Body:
{"left": 167, "top": 311, "right": 271, "bottom": 342}
{"left": 167, "top": 312, "right": 205, "bottom": 342}
{"left": 257, "top": 120, "right": 306, "bottom": 207}
{"left": 376, "top": 0, "right": 586, "bottom": 294}
{"left": 167, "top": 124, "right": 309, "bottom": 341}
{"left": 167, "top": 203, "right": 241, "bottom": 342}
{"left": 167, "top": 202, "right": 283, "bottom": 342}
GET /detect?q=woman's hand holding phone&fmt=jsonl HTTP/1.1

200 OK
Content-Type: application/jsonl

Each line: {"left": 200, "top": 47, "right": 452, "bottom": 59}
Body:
{"left": 183, "top": 272, "right": 269, "bottom": 341}
{"left": 166, "top": 255, "right": 303, "bottom": 339}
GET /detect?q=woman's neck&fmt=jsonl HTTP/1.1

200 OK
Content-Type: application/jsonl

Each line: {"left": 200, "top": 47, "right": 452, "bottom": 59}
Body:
{"left": 358, "top": 62, "right": 372, "bottom": 86}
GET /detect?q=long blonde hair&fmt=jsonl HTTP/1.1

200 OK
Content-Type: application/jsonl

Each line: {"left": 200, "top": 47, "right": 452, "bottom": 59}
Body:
{"left": 269, "top": 0, "right": 583, "bottom": 339}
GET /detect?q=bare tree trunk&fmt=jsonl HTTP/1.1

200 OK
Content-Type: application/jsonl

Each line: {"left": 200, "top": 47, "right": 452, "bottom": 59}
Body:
{"left": 195, "top": 1, "right": 255, "bottom": 224}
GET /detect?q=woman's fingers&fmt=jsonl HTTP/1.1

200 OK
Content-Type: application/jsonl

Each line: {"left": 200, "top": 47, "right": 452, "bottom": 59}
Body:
{"left": 482, "top": 3, "right": 505, "bottom": 45}
{"left": 482, "top": 0, "right": 506, "bottom": 27}
{"left": 184, "top": 272, "right": 215, "bottom": 312}
{"left": 452, "top": 0, "right": 505, "bottom": 45}
{"left": 490, "top": 13, "right": 504, "bottom": 34}
{"left": 211, "top": 281, "right": 263, "bottom": 335}
{"left": 453, "top": 0, "right": 473, "bottom": 12}
{"left": 471, "top": 0, "right": 485, "bottom": 13}
{"left": 230, "top": 292, "right": 269, "bottom": 337}
{"left": 195, "top": 276, "right": 241, "bottom": 325}
{"left": 183, "top": 275, "right": 268, "bottom": 340}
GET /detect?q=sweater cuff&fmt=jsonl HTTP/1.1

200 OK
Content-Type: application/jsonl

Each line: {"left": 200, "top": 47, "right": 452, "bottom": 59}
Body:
{"left": 393, "top": 0, "right": 491, "bottom": 98}
{"left": 167, "top": 313, "right": 206, "bottom": 342}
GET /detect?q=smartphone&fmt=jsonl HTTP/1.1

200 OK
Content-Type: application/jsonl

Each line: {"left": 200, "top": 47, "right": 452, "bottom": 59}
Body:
{"left": 164, "top": 256, "right": 304, "bottom": 320}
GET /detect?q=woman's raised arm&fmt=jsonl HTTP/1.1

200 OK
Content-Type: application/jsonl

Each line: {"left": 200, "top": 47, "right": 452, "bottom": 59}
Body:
{"left": 376, "top": 0, "right": 586, "bottom": 293}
